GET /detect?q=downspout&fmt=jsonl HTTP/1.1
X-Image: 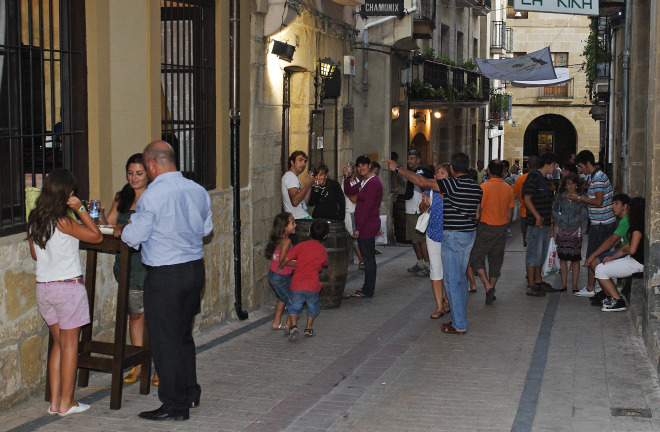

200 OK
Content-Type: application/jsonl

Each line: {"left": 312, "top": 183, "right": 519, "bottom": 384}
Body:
{"left": 607, "top": 27, "right": 615, "bottom": 168}
{"left": 621, "top": 0, "right": 632, "bottom": 193}
{"left": 229, "top": 0, "right": 248, "bottom": 320}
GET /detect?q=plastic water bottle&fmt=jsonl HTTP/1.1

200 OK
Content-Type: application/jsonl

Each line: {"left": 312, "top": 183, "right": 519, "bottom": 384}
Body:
{"left": 89, "top": 200, "right": 99, "bottom": 222}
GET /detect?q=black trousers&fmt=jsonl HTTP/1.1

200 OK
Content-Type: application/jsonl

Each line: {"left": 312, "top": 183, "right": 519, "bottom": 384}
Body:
{"left": 144, "top": 259, "right": 204, "bottom": 413}
{"left": 358, "top": 236, "right": 377, "bottom": 297}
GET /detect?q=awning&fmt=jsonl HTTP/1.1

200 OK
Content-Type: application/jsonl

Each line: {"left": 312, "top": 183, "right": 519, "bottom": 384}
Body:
{"left": 511, "top": 68, "right": 570, "bottom": 87}
{"left": 475, "top": 47, "right": 557, "bottom": 81}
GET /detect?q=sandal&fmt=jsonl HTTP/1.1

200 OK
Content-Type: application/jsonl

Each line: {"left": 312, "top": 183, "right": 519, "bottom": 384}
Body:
{"left": 443, "top": 299, "right": 451, "bottom": 314}
{"left": 271, "top": 323, "right": 286, "bottom": 330}
{"left": 350, "top": 290, "right": 367, "bottom": 298}
{"left": 468, "top": 287, "right": 477, "bottom": 293}
{"left": 304, "top": 328, "right": 315, "bottom": 337}
{"left": 288, "top": 326, "right": 299, "bottom": 342}
{"left": 430, "top": 310, "right": 444, "bottom": 319}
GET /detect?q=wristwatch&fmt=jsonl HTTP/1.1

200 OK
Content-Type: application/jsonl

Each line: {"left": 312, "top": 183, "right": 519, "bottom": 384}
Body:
{"left": 76, "top": 205, "right": 86, "bottom": 214}
{"left": 395, "top": 166, "right": 400, "bottom": 173}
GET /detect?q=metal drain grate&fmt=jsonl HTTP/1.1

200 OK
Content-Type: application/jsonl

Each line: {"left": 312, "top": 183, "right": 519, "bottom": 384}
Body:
{"left": 611, "top": 407, "right": 652, "bottom": 418}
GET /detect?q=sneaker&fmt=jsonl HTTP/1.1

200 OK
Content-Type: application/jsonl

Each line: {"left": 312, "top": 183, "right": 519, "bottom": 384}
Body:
{"left": 358, "top": 262, "right": 366, "bottom": 271}
{"left": 590, "top": 290, "right": 608, "bottom": 306}
{"left": 407, "top": 263, "right": 422, "bottom": 273}
{"left": 537, "top": 281, "right": 560, "bottom": 293}
{"left": 602, "top": 298, "right": 626, "bottom": 312}
{"left": 574, "top": 287, "right": 596, "bottom": 297}
{"left": 485, "top": 288, "right": 497, "bottom": 305}
{"left": 526, "top": 285, "right": 546, "bottom": 297}
{"left": 414, "top": 268, "right": 430, "bottom": 277}
{"left": 304, "top": 328, "right": 315, "bottom": 337}
{"left": 506, "top": 230, "right": 512, "bottom": 238}
{"left": 601, "top": 296, "right": 614, "bottom": 307}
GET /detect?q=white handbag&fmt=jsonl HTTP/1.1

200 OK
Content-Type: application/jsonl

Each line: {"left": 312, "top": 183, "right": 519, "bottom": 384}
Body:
{"left": 415, "top": 193, "right": 432, "bottom": 233}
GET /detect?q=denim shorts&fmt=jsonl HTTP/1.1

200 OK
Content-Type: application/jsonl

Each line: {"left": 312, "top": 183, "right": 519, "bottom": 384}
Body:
{"left": 587, "top": 222, "right": 616, "bottom": 256}
{"left": 268, "top": 270, "right": 292, "bottom": 303}
{"left": 525, "top": 225, "right": 551, "bottom": 268}
{"left": 287, "top": 290, "right": 320, "bottom": 318}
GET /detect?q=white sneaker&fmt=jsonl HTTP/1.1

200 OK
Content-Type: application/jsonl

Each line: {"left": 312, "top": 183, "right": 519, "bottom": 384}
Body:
{"left": 574, "top": 287, "right": 596, "bottom": 297}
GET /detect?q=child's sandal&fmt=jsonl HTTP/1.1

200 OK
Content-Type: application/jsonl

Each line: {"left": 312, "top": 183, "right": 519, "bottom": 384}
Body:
{"left": 304, "top": 328, "right": 315, "bottom": 337}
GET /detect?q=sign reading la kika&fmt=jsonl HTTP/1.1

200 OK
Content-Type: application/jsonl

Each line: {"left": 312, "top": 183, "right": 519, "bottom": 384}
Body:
{"left": 361, "top": 0, "right": 405, "bottom": 17}
{"left": 513, "top": 0, "right": 598, "bottom": 16}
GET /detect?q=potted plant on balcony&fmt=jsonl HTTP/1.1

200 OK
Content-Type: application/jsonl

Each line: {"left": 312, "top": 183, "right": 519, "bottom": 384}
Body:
{"left": 437, "top": 54, "right": 457, "bottom": 68}
{"left": 465, "top": 83, "right": 479, "bottom": 100}
{"left": 460, "top": 59, "right": 477, "bottom": 71}
{"left": 422, "top": 47, "right": 436, "bottom": 60}
{"left": 490, "top": 94, "right": 501, "bottom": 119}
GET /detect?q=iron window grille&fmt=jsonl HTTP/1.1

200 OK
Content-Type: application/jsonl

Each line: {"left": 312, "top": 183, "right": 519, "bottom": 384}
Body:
{"left": 0, "top": 0, "right": 87, "bottom": 236}
{"left": 161, "top": 0, "right": 215, "bottom": 189}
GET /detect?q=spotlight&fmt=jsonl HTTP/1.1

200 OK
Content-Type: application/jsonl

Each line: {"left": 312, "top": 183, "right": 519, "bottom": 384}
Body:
{"left": 271, "top": 40, "right": 296, "bottom": 63}
{"left": 433, "top": 111, "right": 441, "bottom": 119}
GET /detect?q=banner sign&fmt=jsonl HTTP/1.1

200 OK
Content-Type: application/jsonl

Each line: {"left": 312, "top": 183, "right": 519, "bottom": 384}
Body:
{"left": 361, "top": 0, "right": 405, "bottom": 17}
{"left": 513, "top": 0, "right": 598, "bottom": 16}
{"left": 475, "top": 47, "right": 557, "bottom": 81}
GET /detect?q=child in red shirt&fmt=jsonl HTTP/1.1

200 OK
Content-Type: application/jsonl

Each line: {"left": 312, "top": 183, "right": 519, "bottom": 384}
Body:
{"left": 280, "top": 219, "right": 329, "bottom": 341}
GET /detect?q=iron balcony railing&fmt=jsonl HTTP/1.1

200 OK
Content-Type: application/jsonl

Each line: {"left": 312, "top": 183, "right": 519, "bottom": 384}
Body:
{"left": 538, "top": 78, "right": 574, "bottom": 99}
{"left": 414, "top": 0, "right": 435, "bottom": 21}
{"left": 491, "top": 21, "right": 506, "bottom": 50}
{"left": 409, "top": 59, "right": 489, "bottom": 103}
{"left": 505, "top": 27, "right": 514, "bottom": 53}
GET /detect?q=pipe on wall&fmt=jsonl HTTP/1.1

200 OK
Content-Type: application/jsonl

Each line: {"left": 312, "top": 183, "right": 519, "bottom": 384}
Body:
{"left": 229, "top": 0, "right": 248, "bottom": 320}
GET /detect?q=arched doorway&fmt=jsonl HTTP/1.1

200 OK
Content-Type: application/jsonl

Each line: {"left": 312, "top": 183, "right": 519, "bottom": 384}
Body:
{"left": 523, "top": 114, "right": 577, "bottom": 164}
{"left": 410, "top": 132, "right": 430, "bottom": 167}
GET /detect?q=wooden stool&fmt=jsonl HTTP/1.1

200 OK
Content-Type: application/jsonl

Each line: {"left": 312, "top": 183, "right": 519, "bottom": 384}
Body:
{"left": 45, "top": 234, "right": 152, "bottom": 409}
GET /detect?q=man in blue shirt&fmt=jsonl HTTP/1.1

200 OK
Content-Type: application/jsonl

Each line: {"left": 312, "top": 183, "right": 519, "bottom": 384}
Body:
{"left": 121, "top": 140, "right": 213, "bottom": 421}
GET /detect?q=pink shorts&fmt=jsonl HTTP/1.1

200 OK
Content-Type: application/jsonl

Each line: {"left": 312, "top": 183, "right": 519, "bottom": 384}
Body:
{"left": 36, "top": 278, "right": 90, "bottom": 330}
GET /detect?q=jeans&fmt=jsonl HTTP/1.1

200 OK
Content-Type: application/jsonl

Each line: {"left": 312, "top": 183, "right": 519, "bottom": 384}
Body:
{"left": 287, "top": 290, "right": 320, "bottom": 318}
{"left": 358, "top": 236, "right": 377, "bottom": 297}
{"left": 441, "top": 230, "right": 476, "bottom": 331}
{"left": 268, "top": 270, "right": 292, "bottom": 303}
{"left": 525, "top": 225, "right": 551, "bottom": 267}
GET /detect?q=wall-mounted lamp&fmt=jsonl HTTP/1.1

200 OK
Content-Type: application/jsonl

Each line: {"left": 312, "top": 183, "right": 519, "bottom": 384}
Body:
{"left": 392, "top": 106, "right": 400, "bottom": 120}
{"left": 315, "top": 57, "right": 341, "bottom": 108}
{"left": 433, "top": 110, "right": 441, "bottom": 119}
{"left": 271, "top": 40, "right": 296, "bottom": 62}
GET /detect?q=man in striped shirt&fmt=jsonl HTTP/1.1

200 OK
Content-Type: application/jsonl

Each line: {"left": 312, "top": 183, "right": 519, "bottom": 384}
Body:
{"left": 384, "top": 153, "right": 482, "bottom": 335}
{"left": 523, "top": 152, "right": 560, "bottom": 297}
{"left": 569, "top": 150, "right": 616, "bottom": 296}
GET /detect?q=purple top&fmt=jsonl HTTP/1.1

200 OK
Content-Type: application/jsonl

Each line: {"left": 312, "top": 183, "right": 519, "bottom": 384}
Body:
{"left": 344, "top": 175, "right": 383, "bottom": 239}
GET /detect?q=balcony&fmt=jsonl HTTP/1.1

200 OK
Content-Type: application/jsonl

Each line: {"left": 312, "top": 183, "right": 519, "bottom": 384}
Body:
{"left": 505, "top": 27, "right": 514, "bottom": 54}
{"left": 413, "top": 0, "right": 436, "bottom": 39}
{"left": 456, "top": 0, "right": 479, "bottom": 6}
{"left": 489, "top": 93, "right": 512, "bottom": 120}
{"left": 409, "top": 59, "right": 489, "bottom": 106}
{"left": 538, "top": 78, "right": 574, "bottom": 100}
{"left": 491, "top": 21, "right": 507, "bottom": 55}
{"left": 473, "top": 0, "right": 491, "bottom": 16}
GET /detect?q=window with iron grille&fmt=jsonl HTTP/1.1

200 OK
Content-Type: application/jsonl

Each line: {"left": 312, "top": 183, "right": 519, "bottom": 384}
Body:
{"left": 161, "top": 0, "right": 215, "bottom": 190}
{"left": 0, "top": 0, "right": 87, "bottom": 236}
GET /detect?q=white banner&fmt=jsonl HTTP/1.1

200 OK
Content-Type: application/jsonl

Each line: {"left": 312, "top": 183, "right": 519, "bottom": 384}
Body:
{"left": 513, "top": 0, "right": 598, "bottom": 16}
{"left": 475, "top": 47, "right": 556, "bottom": 81}
{"left": 512, "top": 67, "right": 570, "bottom": 87}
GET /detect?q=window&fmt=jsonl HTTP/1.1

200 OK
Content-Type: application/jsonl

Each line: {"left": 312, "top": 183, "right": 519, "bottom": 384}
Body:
{"left": 0, "top": 0, "right": 87, "bottom": 235}
{"left": 457, "top": 31, "right": 464, "bottom": 65}
{"left": 551, "top": 52, "right": 568, "bottom": 67}
{"left": 161, "top": 0, "right": 215, "bottom": 189}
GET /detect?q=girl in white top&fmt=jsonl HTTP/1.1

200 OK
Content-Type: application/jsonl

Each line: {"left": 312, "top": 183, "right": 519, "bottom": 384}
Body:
{"left": 28, "top": 169, "right": 102, "bottom": 417}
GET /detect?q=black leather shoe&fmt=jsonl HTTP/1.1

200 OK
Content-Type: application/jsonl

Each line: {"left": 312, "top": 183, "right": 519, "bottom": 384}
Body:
{"left": 138, "top": 406, "right": 189, "bottom": 421}
{"left": 189, "top": 400, "right": 200, "bottom": 408}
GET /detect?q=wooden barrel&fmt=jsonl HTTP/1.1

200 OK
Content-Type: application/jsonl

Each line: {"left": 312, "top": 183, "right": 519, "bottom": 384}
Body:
{"left": 393, "top": 195, "right": 410, "bottom": 244}
{"left": 292, "top": 219, "right": 349, "bottom": 309}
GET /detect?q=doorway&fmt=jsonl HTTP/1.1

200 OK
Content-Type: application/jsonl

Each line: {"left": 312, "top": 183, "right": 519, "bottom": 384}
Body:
{"left": 523, "top": 114, "right": 577, "bottom": 164}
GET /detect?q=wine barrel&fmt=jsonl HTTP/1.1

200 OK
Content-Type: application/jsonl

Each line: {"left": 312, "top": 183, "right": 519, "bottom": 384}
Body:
{"left": 292, "top": 219, "right": 349, "bottom": 309}
{"left": 393, "top": 195, "right": 409, "bottom": 244}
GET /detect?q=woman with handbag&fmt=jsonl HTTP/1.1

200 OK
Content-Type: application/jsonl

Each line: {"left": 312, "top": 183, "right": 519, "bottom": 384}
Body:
{"left": 419, "top": 164, "right": 451, "bottom": 318}
{"left": 551, "top": 172, "right": 588, "bottom": 292}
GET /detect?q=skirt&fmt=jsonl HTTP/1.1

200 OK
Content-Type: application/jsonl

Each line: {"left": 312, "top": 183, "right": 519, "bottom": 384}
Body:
{"left": 555, "top": 226, "right": 582, "bottom": 262}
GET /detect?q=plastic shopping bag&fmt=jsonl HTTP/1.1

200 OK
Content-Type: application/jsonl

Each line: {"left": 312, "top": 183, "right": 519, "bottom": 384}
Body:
{"left": 375, "top": 215, "right": 388, "bottom": 245}
{"left": 541, "top": 237, "right": 560, "bottom": 277}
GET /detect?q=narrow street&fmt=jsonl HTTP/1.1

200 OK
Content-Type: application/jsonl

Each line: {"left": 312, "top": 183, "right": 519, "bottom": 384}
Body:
{"left": 4, "top": 230, "right": 660, "bottom": 432}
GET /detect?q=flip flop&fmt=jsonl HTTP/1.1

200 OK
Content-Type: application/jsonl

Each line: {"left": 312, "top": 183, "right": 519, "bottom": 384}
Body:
{"left": 350, "top": 291, "right": 367, "bottom": 298}
{"left": 430, "top": 310, "right": 444, "bottom": 319}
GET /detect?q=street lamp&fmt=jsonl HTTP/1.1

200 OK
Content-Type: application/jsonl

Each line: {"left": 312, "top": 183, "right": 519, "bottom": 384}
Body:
{"left": 315, "top": 57, "right": 340, "bottom": 108}
{"left": 319, "top": 57, "right": 339, "bottom": 78}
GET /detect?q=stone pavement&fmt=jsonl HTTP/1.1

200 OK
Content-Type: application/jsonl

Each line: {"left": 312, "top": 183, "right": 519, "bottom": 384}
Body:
{"left": 4, "top": 229, "right": 660, "bottom": 432}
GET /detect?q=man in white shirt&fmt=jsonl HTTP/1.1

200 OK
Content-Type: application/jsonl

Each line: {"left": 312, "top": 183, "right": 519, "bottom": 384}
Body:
{"left": 282, "top": 151, "right": 314, "bottom": 219}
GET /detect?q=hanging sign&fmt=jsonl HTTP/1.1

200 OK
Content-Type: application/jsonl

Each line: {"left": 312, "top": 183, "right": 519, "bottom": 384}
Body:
{"left": 513, "top": 0, "right": 598, "bottom": 16}
{"left": 361, "top": 0, "right": 405, "bottom": 17}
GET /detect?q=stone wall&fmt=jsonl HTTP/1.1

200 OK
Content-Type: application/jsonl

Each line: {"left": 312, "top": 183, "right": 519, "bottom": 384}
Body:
{"left": 0, "top": 187, "right": 250, "bottom": 409}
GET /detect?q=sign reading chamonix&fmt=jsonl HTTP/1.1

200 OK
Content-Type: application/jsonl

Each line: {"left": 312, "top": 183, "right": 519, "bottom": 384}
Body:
{"left": 513, "top": 0, "right": 598, "bottom": 16}
{"left": 361, "top": 0, "right": 405, "bottom": 17}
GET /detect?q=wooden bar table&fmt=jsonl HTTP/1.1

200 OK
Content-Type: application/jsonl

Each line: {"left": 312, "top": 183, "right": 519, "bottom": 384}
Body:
{"left": 45, "top": 233, "right": 152, "bottom": 410}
